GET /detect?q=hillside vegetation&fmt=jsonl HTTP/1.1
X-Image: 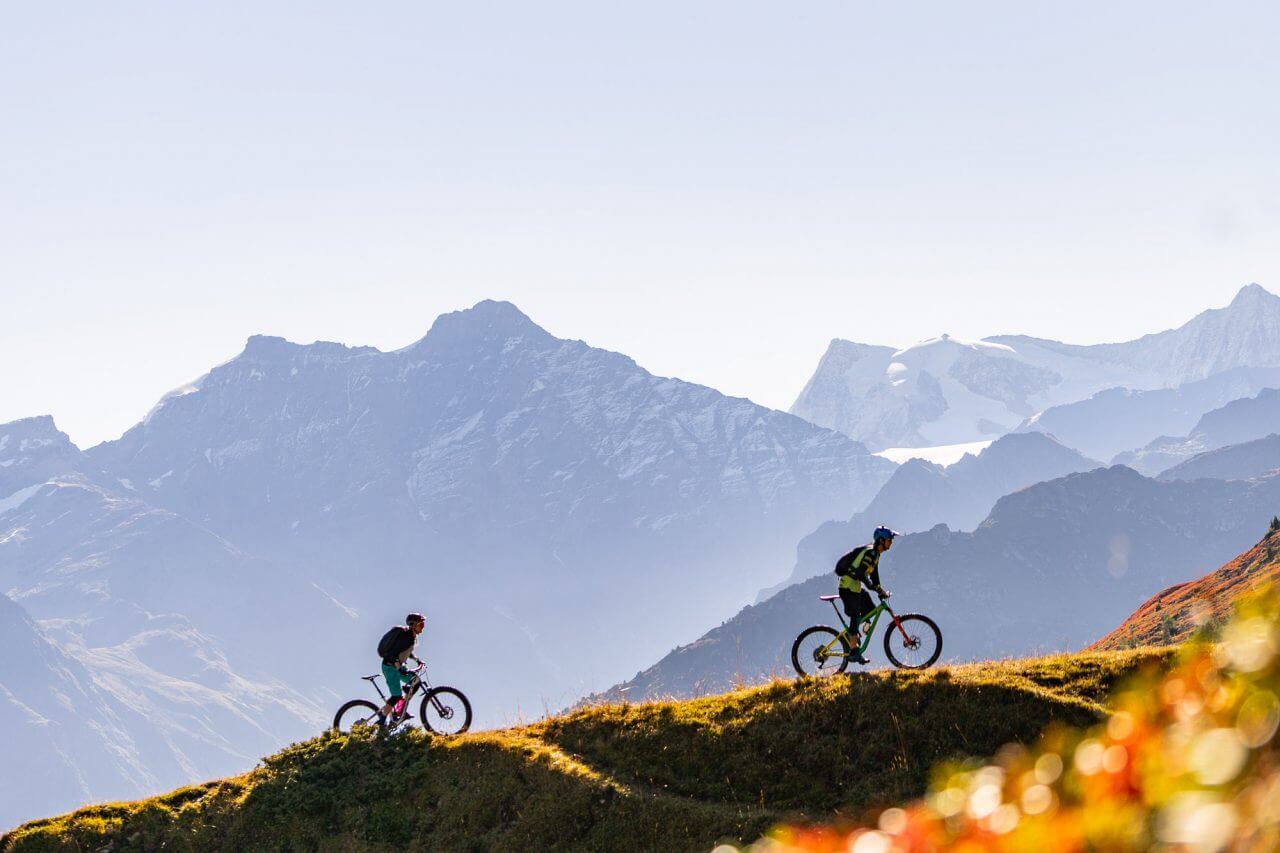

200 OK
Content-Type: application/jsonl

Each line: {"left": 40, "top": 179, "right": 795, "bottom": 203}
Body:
{"left": 767, "top": 586, "right": 1280, "bottom": 851}
{"left": 1092, "top": 528, "right": 1280, "bottom": 650}
{"left": 2, "top": 650, "right": 1170, "bottom": 852}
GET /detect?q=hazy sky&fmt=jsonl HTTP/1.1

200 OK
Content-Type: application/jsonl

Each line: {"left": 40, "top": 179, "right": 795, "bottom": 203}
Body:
{"left": 3, "top": 2, "right": 1279, "bottom": 447}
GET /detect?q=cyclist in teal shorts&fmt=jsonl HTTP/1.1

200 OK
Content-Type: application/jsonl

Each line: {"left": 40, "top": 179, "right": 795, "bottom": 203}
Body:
{"left": 376, "top": 613, "right": 426, "bottom": 722}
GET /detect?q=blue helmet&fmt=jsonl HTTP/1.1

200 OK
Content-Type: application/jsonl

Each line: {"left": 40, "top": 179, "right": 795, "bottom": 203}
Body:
{"left": 873, "top": 526, "right": 899, "bottom": 542}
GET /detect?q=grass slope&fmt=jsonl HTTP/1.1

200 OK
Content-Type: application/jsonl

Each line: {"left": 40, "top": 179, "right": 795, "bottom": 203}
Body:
{"left": 2, "top": 649, "right": 1171, "bottom": 853}
{"left": 1091, "top": 529, "right": 1280, "bottom": 651}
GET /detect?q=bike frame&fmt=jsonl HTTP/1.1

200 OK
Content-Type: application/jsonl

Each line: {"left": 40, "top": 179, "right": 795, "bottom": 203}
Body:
{"left": 371, "top": 663, "right": 452, "bottom": 722}
{"left": 820, "top": 596, "right": 913, "bottom": 656}
{"left": 369, "top": 663, "right": 426, "bottom": 705}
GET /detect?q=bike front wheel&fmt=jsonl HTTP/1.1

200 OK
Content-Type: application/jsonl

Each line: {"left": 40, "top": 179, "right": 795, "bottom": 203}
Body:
{"left": 792, "top": 626, "right": 851, "bottom": 678}
{"left": 419, "top": 686, "right": 472, "bottom": 735}
{"left": 882, "top": 613, "right": 943, "bottom": 670}
{"left": 333, "top": 699, "right": 383, "bottom": 733}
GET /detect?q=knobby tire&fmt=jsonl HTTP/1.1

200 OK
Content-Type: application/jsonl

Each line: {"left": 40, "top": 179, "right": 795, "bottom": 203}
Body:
{"left": 419, "top": 686, "right": 472, "bottom": 735}
{"left": 333, "top": 699, "right": 382, "bottom": 733}
{"left": 791, "top": 625, "right": 851, "bottom": 678}
{"left": 882, "top": 613, "right": 943, "bottom": 670}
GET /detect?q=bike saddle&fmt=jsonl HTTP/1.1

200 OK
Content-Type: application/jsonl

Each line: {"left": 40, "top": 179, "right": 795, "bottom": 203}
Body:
{"left": 361, "top": 675, "right": 380, "bottom": 682}
{"left": 819, "top": 594, "right": 839, "bottom": 601}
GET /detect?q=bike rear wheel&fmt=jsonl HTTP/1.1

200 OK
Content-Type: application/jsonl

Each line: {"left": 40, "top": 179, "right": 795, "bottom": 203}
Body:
{"left": 419, "top": 686, "right": 472, "bottom": 735}
{"left": 791, "top": 626, "right": 851, "bottom": 678}
{"left": 882, "top": 613, "right": 943, "bottom": 670}
{"left": 333, "top": 699, "right": 383, "bottom": 733}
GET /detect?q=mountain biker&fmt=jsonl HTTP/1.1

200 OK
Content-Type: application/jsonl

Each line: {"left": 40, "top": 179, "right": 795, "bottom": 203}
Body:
{"left": 834, "top": 526, "right": 898, "bottom": 664}
{"left": 377, "top": 613, "right": 426, "bottom": 722}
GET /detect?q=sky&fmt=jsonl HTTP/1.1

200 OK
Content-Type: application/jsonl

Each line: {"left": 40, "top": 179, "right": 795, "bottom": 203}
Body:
{"left": 3, "top": 1, "right": 1279, "bottom": 448}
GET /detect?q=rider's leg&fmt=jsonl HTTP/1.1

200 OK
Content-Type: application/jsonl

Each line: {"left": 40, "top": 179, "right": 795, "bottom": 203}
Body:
{"left": 839, "top": 588, "right": 873, "bottom": 634}
{"left": 854, "top": 590, "right": 874, "bottom": 638}
{"left": 838, "top": 588, "right": 873, "bottom": 663}
{"left": 380, "top": 662, "right": 404, "bottom": 717}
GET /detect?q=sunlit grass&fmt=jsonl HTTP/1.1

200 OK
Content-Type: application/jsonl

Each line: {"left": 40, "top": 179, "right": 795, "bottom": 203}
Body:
{"left": 1, "top": 649, "right": 1171, "bottom": 852}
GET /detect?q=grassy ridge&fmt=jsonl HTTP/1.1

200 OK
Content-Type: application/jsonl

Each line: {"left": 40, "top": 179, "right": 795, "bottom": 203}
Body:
{"left": 2, "top": 649, "right": 1171, "bottom": 853}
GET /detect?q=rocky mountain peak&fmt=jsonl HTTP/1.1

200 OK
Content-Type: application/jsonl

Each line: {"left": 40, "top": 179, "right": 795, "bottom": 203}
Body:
{"left": 0, "top": 414, "right": 68, "bottom": 444}
{"left": 241, "top": 334, "right": 293, "bottom": 357}
{"left": 411, "top": 299, "right": 553, "bottom": 354}
{"left": 1228, "top": 282, "right": 1277, "bottom": 310}
{"left": 0, "top": 415, "right": 77, "bottom": 467}
{"left": 0, "top": 416, "right": 85, "bottom": 511}
{"left": 814, "top": 338, "right": 897, "bottom": 368}
{"left": 237, "top": 334, "right": 375, "bottom": 364}
{"left": 972, "top": 430, "right": 1090, "bottom": 465}
{"left": 981, "top": 463, "right": 1147, "bottom": 528}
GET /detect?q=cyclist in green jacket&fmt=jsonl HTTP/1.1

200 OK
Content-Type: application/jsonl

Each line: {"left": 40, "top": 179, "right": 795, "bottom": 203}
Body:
{"left": 834, "top": 526, "right": 898, "bottom": 663}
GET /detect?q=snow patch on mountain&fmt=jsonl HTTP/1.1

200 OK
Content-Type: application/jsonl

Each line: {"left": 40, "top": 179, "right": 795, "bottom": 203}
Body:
{"left": 875, "top": 440, "right": 996, "bottom": 467}
{"left": 0, "top": 483, "right": 44, "bottom": 516}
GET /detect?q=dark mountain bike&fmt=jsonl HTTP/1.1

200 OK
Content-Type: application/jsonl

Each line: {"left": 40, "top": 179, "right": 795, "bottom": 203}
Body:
{"left": 792, "top": 590, "right": 942, "bottom": 677}
{"left": 333, "top": 661, "right": 472, "bottom": 736}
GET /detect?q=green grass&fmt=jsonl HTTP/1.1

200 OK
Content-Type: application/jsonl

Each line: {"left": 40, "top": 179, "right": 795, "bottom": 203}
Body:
{"left": 1, "top": 648, "right": 1173, "bottom": 853}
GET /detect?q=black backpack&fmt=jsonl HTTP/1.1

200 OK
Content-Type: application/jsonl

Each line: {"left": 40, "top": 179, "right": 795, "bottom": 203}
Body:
{"left": 834, "top": 546, "right": 870, "bottom": 579}
{"left": 377, "top": 626, "right": 407, "bottom": 660}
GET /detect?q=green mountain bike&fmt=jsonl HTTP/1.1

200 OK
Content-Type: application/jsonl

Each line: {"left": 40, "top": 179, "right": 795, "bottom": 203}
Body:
{"left": 792, "top": 591, "right": 942, "bottom": 677}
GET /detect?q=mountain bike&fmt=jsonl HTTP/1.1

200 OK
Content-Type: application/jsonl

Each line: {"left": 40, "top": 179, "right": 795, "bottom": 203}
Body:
{"left": 792, "top": 590, "right": 942, "bottom": 677}
{"left": 333, "top": 661, "right": 472, "bottom": 735}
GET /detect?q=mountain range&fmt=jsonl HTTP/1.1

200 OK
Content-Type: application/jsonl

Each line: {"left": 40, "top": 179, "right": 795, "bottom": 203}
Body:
{"left": 1160, "top": 434, "right": 1280, "bottom": 483}
{"left": 9, "top": 285, "right": 1280, "bottom": 831}
{"left": 78, "top": 301, "right": 893, "bottom": 708}
{"left": 1114, "top": 387, "right": 1280, "bottom": 475}
{"left": 759, "top": 431, "right": 1101, "bottom": 599}
{"left": 605, "top": 465, "right": 1280, "bottom": 701}
{"left": 1012, "top": 366, "right": 1280, "bottom": 462}
{"left": 0, "top": 302, "right": 894, "bottom": 830}
{"left": 0, "top": 592, "right": 157, "bottom": 832}
{"left": 793, "top": 284, "right": 1280, "bottom": 450}
{"left": 0, "top": 416, "right": 352, "bottom": 831}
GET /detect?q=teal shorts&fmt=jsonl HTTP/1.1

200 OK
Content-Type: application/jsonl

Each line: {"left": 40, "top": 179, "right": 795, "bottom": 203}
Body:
{"left": 382, "top": 662, "right": 407, "bottom": 699}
